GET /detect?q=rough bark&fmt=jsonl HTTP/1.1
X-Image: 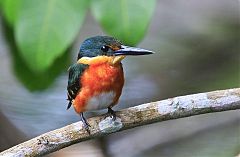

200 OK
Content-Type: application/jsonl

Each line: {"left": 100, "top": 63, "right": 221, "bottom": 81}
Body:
{"left": 0, "top": 88, "right": 240, "bottom": 157}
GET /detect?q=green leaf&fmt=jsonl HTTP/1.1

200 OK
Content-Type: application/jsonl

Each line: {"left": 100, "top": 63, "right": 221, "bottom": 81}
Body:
{"left": 2, "top": 0, "right": 22, "bottom": 26}
{"left": 91, "top": 0, "right": 156, "bottom": 46}
{"left": 4, "top": 22, "right": 70, "bottom": 91}
{"left": 13, "top": 49, "right": 71, "bottom": 91}
{"left": 15, "top": 0, "right": 89, "bottom": 72}
{"left": 0, "top": 0, "right": 4, "bottom": 8}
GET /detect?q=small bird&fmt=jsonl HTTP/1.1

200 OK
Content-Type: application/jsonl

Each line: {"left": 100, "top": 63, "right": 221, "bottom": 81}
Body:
{"left": 67, "top": 36, "right": 153, "bottom": 132}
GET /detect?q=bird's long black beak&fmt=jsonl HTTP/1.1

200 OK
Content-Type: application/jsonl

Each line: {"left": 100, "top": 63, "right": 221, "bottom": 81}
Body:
{"left": 114, "top": 45, "right": 154, "bottom": 56}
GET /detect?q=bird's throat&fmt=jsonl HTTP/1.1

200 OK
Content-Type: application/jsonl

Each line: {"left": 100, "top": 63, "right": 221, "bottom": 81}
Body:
{"left": 78, "top": 56, "right": 125, "bottom": 65}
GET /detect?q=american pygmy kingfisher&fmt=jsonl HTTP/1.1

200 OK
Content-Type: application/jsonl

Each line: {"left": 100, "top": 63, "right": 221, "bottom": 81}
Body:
{"left": 67, "top": 36, "right": 153, "bottom": 132}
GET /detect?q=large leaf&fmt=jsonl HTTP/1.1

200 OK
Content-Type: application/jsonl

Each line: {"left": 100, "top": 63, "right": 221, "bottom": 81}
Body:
{"left": 0, "top": 1, "right": 3, "bottom": 9}
{"left": 91, "top": 0, "right": 156, "bottom": 46}
{"left": 4, "top": 17, "right": 70, "bottom": 91}
{"left": 13, "top": 48, "right": 71, "bottom": 91}
{"left": 2, "top": 0, "right": 22, "bottom": 26}
{"left": 0, "top": 0, "right": 3, "bottom": 8}
{"left": 15, "top": 0, "right": 89, "bottom": 72}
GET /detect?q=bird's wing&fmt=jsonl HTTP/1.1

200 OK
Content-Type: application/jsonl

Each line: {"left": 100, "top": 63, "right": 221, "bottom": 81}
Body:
{"left": 67, "top": 63, "right": 89, "bottom": 109}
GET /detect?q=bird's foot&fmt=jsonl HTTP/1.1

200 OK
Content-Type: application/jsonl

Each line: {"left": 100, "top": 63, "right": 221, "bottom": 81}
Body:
{"left": 105, "top": 107, "right": 116, "bottom": 121}
{"left": 80, "top": 113, "right": 91, "bottom": 134}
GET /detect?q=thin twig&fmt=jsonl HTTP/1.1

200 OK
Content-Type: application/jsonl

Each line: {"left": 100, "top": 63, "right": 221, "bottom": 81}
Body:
{"left": 0, "top": 88, "right": 240, "bottom": 157}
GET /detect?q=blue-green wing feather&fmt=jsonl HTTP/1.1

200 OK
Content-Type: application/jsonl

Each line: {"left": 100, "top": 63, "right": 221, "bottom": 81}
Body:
{"left": 67, "top": 63, "right": 88, "bottom": 109}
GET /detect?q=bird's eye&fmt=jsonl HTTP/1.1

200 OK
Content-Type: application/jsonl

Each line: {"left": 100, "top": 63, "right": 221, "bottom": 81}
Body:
{"left": 101, "top": 45, "right": 109, "bottom": 52}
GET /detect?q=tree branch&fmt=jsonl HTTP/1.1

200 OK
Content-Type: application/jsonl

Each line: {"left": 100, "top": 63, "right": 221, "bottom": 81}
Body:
{"left": 1, "top": 88, "right": 240, "bottom": 157}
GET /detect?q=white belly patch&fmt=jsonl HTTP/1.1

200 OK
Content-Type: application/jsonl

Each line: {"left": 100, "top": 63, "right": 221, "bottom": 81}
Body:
{"left": 85, "top": 91, "right": 116, "bottom": 111}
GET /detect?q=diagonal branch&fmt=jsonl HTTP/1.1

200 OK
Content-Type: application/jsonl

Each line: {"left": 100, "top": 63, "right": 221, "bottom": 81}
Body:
{"left": 1, "top": 88, "right": 240, "bottom": 157}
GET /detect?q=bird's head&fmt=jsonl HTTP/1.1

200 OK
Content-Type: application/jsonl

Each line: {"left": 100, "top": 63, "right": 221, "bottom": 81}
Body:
{"left": 77, "top": 36, "right": 153, "bottom": 65}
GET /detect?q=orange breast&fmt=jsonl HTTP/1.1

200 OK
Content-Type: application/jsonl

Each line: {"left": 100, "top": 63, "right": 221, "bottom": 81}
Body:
{"left": 73, "top": 62, "right": 124, "bottom": 113}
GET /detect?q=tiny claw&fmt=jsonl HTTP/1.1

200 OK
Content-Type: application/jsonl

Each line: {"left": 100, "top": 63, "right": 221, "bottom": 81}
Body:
{"left": 105, "top": 107, "right": 116, "bottom": 121}
{"left": 83, "top": 122, "right": 90, "bottom": 134}
{"left": 37, "top": 137, "right": 49, "bottom": 145}
{"left": 83, "top": 125, "right": 91, "bottom": 134}
{"left": 80, "top": 112, "right": 91, "bottom": 134}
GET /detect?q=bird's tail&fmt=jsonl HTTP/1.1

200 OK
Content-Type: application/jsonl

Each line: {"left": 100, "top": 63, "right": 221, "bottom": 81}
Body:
{"left": 66, "top": 99, "right": 72, "bottom": 110}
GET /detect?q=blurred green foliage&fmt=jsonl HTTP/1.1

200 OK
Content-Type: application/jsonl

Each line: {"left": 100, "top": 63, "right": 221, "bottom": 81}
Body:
{"left": 0, "top": 0, "right": 155, "bottom": 73}
{"left": 13, "top": 47, "right": 71, "bottom": 91}
{"left": 2, "top": 0, "right": 21, "bottom": 26}
{"left": 91, "top": 0, "right": 156, "bottom": 46}
{"left": 16, "top": 0, "right": 89, "bottom": 72}
{"left": 3, "top": 22, "right": 71, "bottom": 91}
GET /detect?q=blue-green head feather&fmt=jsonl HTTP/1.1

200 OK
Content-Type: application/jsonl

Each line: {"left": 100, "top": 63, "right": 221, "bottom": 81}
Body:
{"left": 77, "top": 36, "right": 154, "bottom": 60}
{"left": 78, "top": 36, "right": 122, "bottom": 59}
